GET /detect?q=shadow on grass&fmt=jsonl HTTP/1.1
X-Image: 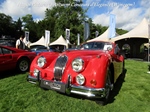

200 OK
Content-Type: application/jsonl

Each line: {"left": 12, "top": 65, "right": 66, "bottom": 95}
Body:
{"left": 39, "top": 68, "right": 127, "bottom": 105}
{"left": 107, "top": 68, "right": 127, "bottom": 104}
{"left": 0, "top": 70, "right": 26, "bottom": 80}
{"left": 61, "top": 68, "right": 127, "bottom": 105}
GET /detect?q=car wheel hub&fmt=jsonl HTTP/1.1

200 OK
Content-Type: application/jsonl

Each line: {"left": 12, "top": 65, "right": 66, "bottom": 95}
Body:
{"left": 19, "top": 60, "right": 28, "bottom": 71}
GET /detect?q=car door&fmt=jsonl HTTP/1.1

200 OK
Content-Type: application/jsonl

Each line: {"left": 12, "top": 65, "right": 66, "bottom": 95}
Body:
{"left": 0, "top": 47, "right": 14, "bottom": 71}
{"left": 0, "top": 47, "right": 5, "bottom": 71}
{"left": 111, "top": 44, "right": 124, "bottom": 81}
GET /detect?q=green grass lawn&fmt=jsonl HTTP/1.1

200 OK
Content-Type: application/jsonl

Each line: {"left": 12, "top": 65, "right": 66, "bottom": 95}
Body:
{"left": 0, "top": 59, "right": 150, "bottom": 112}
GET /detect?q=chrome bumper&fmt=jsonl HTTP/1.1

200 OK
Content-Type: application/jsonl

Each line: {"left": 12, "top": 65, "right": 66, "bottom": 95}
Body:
{"left": 27, "top": 75, "right": 106, "bottom": 98}
{"left": 27, "top": 75, "right": 38, "bottom": 84}
{"left": 70, "top": 85, "right": 105, "bottom": 98}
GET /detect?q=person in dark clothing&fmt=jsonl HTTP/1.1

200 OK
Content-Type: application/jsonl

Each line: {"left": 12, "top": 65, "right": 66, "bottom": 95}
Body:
{"left": 16, "top": 36, "right": 25, "bottom": 49}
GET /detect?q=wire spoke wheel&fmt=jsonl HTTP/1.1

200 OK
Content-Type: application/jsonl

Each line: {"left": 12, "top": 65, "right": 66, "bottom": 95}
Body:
{"left": 104, "top": 71, "right": 111, "bottom": 100}
{"left": 96, "top": 69, "right": 112, "bottom": 105}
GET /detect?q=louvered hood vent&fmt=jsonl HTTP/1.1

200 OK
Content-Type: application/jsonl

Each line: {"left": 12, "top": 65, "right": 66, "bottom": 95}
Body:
{"left": 54, "top": 55, "right": 68, "bottom": 80}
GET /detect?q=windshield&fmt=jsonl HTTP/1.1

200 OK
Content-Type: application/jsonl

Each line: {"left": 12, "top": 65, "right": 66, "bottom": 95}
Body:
{"left": 80, "top": 42, "right": 113, "bottom": 51}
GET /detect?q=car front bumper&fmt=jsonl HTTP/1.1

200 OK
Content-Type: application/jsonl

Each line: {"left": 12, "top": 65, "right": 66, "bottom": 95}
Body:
{"left": 27, "top": 75, "right": 106, "bottom": 98}
{"left": 27, "top": 75, "right": 38, "bottom": 84}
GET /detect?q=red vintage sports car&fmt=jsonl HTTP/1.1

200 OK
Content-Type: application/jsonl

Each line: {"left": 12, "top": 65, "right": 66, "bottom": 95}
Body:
{"left": 27, "top": 41, "right": 124, "bottom": 105}
{"left": 0, "top": 45, "right": 36, "bottom": 72}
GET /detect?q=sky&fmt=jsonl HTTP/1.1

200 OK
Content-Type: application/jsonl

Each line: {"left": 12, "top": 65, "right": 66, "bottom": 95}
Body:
{"left": 0, "top": 0, "right": 150, "bottom": 31}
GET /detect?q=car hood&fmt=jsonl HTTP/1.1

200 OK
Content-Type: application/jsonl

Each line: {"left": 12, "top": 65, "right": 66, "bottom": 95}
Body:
{"left": 38, "top": 49, "right": 110, "bottom": 62}
{"left": 39, "top": 49, "right": 108, "bottom": 56}
{"left": 34, "top": 49, "right": 111, "bottom": 70}
{"left": 53, "top": 49, "right": 111, "bottom": 67}
{"left": 61, "top": 49, "right": 109, "bottom": 59}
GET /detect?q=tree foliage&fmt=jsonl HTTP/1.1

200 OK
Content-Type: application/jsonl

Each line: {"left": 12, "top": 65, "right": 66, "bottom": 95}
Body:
{"left": 45, "top": 0, "right": 86, "bottom": 44}
{"left": 21, "top": 14, "right": 38, "bottom": 42}
{"left": 0, "top": 13, "right": 16, "bottom": 38}
{"left": 116, "top": 28, "right": 128, "bottom": 35}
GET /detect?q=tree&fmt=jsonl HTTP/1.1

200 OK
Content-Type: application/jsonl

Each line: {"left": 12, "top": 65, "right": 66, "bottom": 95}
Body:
{"left": 13, "top": 18, "right": 23, "bottom": 38}
{"left": 22, "top": 14, "right": 34, "bottom": 29}
{"left": 21, "top": 14, "right": 38, "bottom": 42}
{"left": 45, "top": 0, "right": 86, "bottom": 44}
{"left": 116, "top": 28, "right": 128, "bottom": 35}
{"left": 0, "top": 13, "right": 16, "bottom": 38}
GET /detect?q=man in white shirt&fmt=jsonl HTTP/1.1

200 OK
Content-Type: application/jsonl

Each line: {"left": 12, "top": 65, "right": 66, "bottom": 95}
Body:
{"left": 16, "top": 36, "right": 26, "bottom": 49}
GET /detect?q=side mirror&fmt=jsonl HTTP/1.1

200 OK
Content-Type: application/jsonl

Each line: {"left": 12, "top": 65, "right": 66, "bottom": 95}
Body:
{"left": 107, "top": 47, "right": 112, "bottom": 51}
{"left": 103, "top": 45, "right": 113, "bottom": 51}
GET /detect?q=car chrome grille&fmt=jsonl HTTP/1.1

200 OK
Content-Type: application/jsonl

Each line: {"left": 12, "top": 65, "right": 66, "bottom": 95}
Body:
{"left": 54, "top": 55, "right": 68, "bottom": 80}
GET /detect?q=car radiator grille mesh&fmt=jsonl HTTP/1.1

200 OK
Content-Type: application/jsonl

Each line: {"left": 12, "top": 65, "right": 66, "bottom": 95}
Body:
{"left": 54, "top": 55, "right": 68, "bottom": 80}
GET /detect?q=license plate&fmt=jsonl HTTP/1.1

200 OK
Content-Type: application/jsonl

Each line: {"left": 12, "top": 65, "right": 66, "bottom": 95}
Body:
{"left": 42, "top": 80, "right": 66, "bottom": 93}
{"left": 50, "top": 82, "right": 61, "bottom": 90}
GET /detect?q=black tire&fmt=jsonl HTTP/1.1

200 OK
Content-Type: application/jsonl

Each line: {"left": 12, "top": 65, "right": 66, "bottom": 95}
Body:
{"left": 122, "top": 61, "right": 125, "bottom": 74}
{"left": 96, "top": 69, "right": 112, "bottom": 105}
{"left": 17, "top": 58, "right": 30, "bottom": 72}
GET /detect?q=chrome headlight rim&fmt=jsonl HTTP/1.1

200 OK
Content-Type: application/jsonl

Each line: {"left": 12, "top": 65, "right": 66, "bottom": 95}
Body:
{"left": 72, "top": 58, "right": 84, "bottom": 72}
{"left": 76, "top": 74, "right": 85, "bottom": 85}
{"left": 37, "top": 56, "right": 46, "bottom": 68}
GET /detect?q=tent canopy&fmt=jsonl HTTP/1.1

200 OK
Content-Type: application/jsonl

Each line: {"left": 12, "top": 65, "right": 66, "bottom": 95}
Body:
{"left": 30, "top": 36, "right": 45, "bottom": 46}
{"left": 112, "top": 18, "right": 149, "bottom": 42}
{"left": 50, "top": 35, "right": 68, "bottom": 48}
{"left": 87, "top": 28, "right": 119, "bottom": 42}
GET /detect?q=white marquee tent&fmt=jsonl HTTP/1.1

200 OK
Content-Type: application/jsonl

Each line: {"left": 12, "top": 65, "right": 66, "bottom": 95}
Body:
{"left": 87, "top": 28, "right": 119, "bottom": 42}
{"left": 30, "top": 36, "right": 45, "bottom": 46}
{"left": 111, "top": 18, "right": 150, "bottom": 42}
{"left": 87, "top": 18, "right": 150, "bottom": 43}
{"left": 49, "top": 35, "right": 68, "bottom": 48}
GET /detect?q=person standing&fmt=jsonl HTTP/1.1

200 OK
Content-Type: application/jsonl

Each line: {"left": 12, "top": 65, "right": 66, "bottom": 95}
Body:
{"left": 16, "top": 36, "right": 26, "bottom": 50}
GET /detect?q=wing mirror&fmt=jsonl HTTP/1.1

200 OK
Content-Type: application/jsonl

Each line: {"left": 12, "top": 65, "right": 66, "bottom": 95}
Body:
{"left": 107, "top": 47, "right": 112, "bottom": 51}
{"left": 103, "top": 45, "right": 113, "bottom": 51}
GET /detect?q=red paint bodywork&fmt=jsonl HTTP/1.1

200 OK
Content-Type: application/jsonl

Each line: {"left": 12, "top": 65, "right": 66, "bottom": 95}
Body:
{"left": 29, "top": 41, "right": 124, "bottom": 89}
{"left": 0, "top": 45, "right": 36, "bottom": 72}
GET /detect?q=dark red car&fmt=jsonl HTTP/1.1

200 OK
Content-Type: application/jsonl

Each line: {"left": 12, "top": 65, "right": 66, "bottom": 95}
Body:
{"left": 27, "top": 41, "right": 125, "bottom": 105}
{"left": 0, "top": 45, "right": 36, "bottom": 72}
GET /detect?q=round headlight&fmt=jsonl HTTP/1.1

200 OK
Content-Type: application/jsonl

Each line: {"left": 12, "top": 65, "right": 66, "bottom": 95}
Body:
{"left": 37, "top": 56, "right": 46, "bottom": 68}
{"left": 76, "top": 74, "right": 85, "bottom": 85}
{"left": 72, "top": 58, "right": 84, "bottom": 72}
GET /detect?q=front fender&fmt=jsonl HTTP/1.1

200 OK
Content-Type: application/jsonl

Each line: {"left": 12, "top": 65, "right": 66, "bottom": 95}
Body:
{"left": 63, "top": 55, "right": 110, "bottom": 88}
{"left": 82, "top": 55, "right": 110, "bottom": 88}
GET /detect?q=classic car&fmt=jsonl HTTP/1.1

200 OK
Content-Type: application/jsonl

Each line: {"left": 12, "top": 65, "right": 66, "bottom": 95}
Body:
{"left": 27, "top": 41, "right": 124, "bottom": 105}
{"left": 0, "top": 37, "right": 16, "bottom": 47}
{"left": 0, "top": 45, "right": 36, "bottom": 72}
{"left": 30, "top": 45, "right": 61, "bottom": 55}
{"left": 30, "top": 45, "right": 48, "bottom": 51}
{"left": 30, "top": 45, "right": 49, "bottom": 55}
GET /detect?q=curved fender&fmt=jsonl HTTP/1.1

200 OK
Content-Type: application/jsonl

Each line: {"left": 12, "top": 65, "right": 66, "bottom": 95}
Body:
{"left": 81, "top": 55, "right": 110, "bottom": 88}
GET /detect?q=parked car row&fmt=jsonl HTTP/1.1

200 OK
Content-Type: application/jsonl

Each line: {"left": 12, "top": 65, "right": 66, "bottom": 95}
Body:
{"left": 30, "top": 45, "right": 64, "bottom": 55}
{"left": 0, "top": 40, "right": 125, "bottom": 105}
{"left": 0, "top": 37, "right": 16, "bottom": 47}
{"left": 30, "top": 45, "right": 50, "bottom": 55}
{"left": 0, "top": 44, "right": 65, "bottom": 72}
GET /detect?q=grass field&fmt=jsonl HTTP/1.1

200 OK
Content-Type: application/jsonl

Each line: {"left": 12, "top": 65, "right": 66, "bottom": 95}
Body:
{"left": 0, "top": 59, "right": 150, "bottom": 112}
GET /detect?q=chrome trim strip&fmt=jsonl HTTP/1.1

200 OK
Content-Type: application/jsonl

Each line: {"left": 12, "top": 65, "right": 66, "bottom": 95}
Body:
{"left": 27, "top": 75, "right": 38, "bottom": 84}
{"left": 70, "top": 85, "right": 105, "bottom": 98}
{"left": 54, "top": 55, "right": 68, "bottom": 80}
